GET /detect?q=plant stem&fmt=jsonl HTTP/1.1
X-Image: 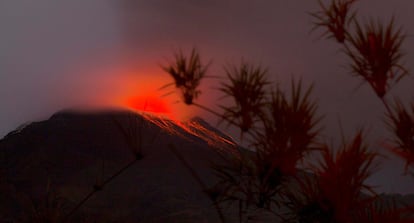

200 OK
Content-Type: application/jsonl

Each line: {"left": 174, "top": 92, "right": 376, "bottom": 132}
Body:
{"left": 192, "top": 102, "right": 257, "bottom": 141}
{"left": 193, "top": 102, "right": 226, "bottom": 122}
{"left": 63, "top": 158, "right": 138, "bottom": 222}
{"left": 168, "top": 143, "right": 227, "bottom": 223}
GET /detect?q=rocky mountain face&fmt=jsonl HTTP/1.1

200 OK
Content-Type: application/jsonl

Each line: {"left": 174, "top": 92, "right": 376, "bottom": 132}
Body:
{"left": 0, "top": 109, "right": 237, "bottom": 222}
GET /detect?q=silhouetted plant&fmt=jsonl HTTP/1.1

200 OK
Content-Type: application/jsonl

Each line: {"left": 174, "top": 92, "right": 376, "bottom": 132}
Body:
{"left": 310, "top": 1, "right": 414, "bottom": 222}
{"left": 286, "top": 131, "right": 378, "bottom": 223}
{"left": 201, "top": 79, "right": 321, "bottom": 222}
{"left": 310, "top": 0, "right": 357, "bottom": 43}
{"left": 311, "top": 1, "right": 408, "bottom": 99}
{"left": 162, "top": 48, "right": 209, "bottom": 105}
{"left": 219, "top": 61, "right": 270, "bottom": 133}
{"left": 167, "top": 143, "right": 227, "bottom": 223}
{"left": 253, "top": 78, "right": 321, "bottom": 177}
{"left": 345, "top": 18, "right": 407, "bottom": 98}
{"left": 209, "top": 150, "right": 287, "bottom": 222}
{"left": 357, "top": 199, "right": 405, "bottom": 223}
{"left": 157, "top": 0, "right": 414, "bottom": 222}
{"left": 386, "top": 100, "right": 414, "bottom": 174}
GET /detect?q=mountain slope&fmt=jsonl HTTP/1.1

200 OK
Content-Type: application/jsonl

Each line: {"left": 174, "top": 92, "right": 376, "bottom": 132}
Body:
{"left": 0, "top": 109, "right": 237, "bottom": 222}
{"left": 1, "top": 109, "right": 413, "bottom": 222}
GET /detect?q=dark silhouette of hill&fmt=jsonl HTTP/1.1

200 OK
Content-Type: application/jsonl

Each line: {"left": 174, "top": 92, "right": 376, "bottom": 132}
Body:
{"left": 0, "top": 109, "right": 237, "bottom": 222}
{"left": 0, "top": 109, "right": 412, "bottom": 222}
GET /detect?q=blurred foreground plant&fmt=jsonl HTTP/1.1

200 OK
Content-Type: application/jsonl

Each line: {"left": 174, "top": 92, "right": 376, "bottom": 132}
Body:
{"left": 162, "top": 49, "right": 322, "bottom": 221}
{"left": 219, "top": 61, "right": 270, "bottom": 133}
{"left": 286, "top": 131, "right": 378, "bottom": 223}
{"left": 161, "top": 48, "right": 209, "bottom": 105}
{"left": 386, "top": 100, "right": 414, "bottom": 175}
{"left": 159, "top": 0, "right": 414, "bottom": 222}
{"left": 346, "top": 18, "right": 407, "bottom": 98}
{"left": 312, "top": 0, "right": 408, "bottom": 99}
{"left": 212, "top": 79, "right": 322, "bottom": 221}
{"left": 310, "top": 0, "right": 357, "bottom": 43}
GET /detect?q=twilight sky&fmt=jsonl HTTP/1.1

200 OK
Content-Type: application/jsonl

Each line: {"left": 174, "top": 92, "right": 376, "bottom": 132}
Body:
{"left": 1, "top": 0, "right": 414, "bottom": 193}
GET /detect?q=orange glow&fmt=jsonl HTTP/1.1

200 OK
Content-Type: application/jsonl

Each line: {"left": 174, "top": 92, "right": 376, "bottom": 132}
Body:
{"left": 108, "top": 67, "right": 196, "bottom": 120}
{"left": 75, "top": 63, "right": 197, "bottom": 121}
{"left": 126, "top": 95, "right": 171, "bottom": 115}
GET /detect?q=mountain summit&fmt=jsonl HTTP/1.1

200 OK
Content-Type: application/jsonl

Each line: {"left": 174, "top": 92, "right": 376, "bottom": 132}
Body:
{"left": 0, "top": 109, "right": 237, "bottom": 222}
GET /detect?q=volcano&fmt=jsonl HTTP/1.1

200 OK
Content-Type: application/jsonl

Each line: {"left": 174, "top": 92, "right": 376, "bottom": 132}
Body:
{"left": 0, "top": 109, "right": 238, "bottom": 222}
{"left": 1, "top": 110, "right": 413, "bottom": 222}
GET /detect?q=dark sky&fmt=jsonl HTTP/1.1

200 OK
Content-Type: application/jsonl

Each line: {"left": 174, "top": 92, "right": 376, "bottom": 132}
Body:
{"left": 1, "top": 0, "right": 414, "bottom": 193}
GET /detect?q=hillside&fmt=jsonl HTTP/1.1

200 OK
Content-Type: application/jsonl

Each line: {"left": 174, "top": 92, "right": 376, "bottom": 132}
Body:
{"left": 0, "top": 109, "right": 237, "bottom": 222}
{"left": 0, "top": 109, "right": 412, "bottom": 222}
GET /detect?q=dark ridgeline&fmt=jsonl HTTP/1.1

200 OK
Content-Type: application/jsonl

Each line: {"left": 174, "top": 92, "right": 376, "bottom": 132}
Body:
{"left": 0, "top": 109, "right": 238, "bottom": 222}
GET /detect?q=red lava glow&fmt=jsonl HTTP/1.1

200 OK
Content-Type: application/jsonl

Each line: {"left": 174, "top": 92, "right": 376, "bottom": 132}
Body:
{"left": 110, "top": 68, "right": 189, "bottom": 120}
{"left": 126, "top": 95, "right": 171, "bottom": 115}
{"left": 88, "top": 65, "right": 197, "bottom": 121}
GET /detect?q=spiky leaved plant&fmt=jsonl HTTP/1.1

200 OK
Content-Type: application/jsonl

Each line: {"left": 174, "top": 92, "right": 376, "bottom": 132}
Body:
{"left": 286, "top": 131, "right": 378, "bottom": 223}
{"left": 386, "top": 100, "right": 414, "bottom": 175}
{"left": 310, "top": 0, "right": 357, "bottom": 43}
{"left": 311, "top": 1, "right": 414, "bottom": 222}
{"left": 209, "top": 78, "right": 321, "bottom": 222}
{"left": 356, "top": 198, "right": 409, "bottom": 223}
{"left": 253, "top": 78, "right": 321, "bottom": 178}
{"left": 158, "top": 1, "right": 414, "bottom": 222}
{"left": 219, "top": 61, "right": 270, "bottom": 133}
{"left": 161, "top": 48, "right": 209, "bottom": 105}
{"left": 345, "top": 18, "right": 407, "bottom": 99}
{"left": 311, "top": 1, "right": 408, "bottom": 100}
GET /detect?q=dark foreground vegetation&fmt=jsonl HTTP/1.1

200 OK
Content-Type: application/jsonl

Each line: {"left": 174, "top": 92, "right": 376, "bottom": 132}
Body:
{"left": 160, "top": 0, "right": 414, "bottom": 222}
